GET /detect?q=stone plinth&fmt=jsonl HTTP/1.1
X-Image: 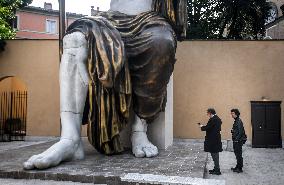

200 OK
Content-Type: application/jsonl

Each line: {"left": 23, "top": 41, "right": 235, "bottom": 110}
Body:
{"left": 0, "top": 138, "right": 213, "bottom": 185}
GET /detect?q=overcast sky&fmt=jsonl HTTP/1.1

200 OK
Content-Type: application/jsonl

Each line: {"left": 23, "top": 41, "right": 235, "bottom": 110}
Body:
{"left": 30, "top": 0, "right": 111, "bottom": 15}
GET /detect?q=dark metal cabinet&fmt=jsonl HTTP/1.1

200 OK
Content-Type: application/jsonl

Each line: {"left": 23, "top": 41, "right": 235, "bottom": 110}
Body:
{"left": 251, "top": 101, "right": 282, "bottom": 148}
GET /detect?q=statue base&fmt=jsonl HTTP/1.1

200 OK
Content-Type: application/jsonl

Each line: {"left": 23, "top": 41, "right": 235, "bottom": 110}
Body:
{"left": 0, "top": 137, "right": 220, "bottom": 185}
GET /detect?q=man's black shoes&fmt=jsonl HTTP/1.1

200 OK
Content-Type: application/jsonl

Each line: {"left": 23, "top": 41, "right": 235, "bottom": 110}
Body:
{"left": 209, "top": 167, "right": 242, "bottom": 175}
{"left": 231, "top": 167, "right": 237, "bottom": 171}
{"left": 232, "top": 168, "right": 243, "bottom": 173}
{"left": 211, "top": 170, "right": 222, "bottom": 175}
{"left": 209, "top": 169, "right": 222, "bottom": 175}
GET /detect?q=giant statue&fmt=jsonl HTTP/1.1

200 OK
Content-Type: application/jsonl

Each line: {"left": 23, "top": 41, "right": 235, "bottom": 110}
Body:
{"left": 23, "top": 0, "right": 187, "bottom": 170}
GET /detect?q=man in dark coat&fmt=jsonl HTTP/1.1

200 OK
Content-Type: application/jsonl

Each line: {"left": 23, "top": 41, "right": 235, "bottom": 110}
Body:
{"left": 199, "top": 108, "right": 223, "bottom": 175}
{"left": 231, "top": 109, "right": 246, "bottom": 173}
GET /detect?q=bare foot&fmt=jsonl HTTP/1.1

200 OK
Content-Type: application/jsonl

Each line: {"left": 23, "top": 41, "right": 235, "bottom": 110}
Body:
{"left": 23, "top": 138, "right": 84, "bottom": 170}
{"left": 131, "top": 131, "right": 158, "bottom": 158}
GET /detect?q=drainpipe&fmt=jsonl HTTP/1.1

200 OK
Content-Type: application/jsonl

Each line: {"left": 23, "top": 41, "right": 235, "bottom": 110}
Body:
{"left": 58, "top": 0, "right": 66, "bottom": 134}
{"left": 58, "top": 0, "right": 66, "bottom": 60}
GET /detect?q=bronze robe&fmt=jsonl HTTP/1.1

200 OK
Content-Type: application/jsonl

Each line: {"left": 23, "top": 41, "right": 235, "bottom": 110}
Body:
{"left": 65, "top": 0, "right": 187, "bottom": 155}
{"left": 153, "top": 0, "right": 187, "bottom": 39}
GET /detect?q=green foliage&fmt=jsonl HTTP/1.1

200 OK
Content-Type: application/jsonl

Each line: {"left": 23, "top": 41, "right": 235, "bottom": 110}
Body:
{"left": 187, "top": 0, "right": 271, "bottom": 40}
{"left": 0, "top": 0, "right": 33, "bottom": 40}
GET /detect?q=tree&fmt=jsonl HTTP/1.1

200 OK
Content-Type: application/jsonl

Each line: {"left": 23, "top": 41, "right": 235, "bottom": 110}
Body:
{"left": 187, "top": 0, "right": 271, "bottom": 40}
{"left": 187, "top": 0, "right": 224, "bottom": 39}
{"left": 0, "top": 0, "right": 32, "bottom": 52}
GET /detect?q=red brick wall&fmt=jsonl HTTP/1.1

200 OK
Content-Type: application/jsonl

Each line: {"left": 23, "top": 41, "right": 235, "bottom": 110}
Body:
{"left": 16, "top": 11, "right": 78, "bottom": 39}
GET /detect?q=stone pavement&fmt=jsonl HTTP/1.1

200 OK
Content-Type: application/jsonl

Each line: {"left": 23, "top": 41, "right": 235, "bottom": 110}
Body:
{"left": 206, "top": 144, "right": 284, "bottom": 185}
{"left": 0, "top": 138, "right": 225, "bottom": 185}
{"left": 0, "top": 136, "right": 57, "bottom": 152}
{"left": 0, "top": 178, "right": 96, "bottom": 185}
{"left": 2, "top": 138, "right": 283, "bottom": 185}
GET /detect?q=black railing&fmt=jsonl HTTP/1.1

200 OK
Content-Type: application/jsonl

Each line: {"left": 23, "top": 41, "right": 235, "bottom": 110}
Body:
{"left": 0, "top": 91, "right": 27, "bottom": 141}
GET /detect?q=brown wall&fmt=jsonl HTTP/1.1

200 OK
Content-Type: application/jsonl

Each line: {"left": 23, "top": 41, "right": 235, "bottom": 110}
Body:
{"left": 1, "top": 40, "right": 284, "bottom": 141}
{"left": 0, "top": 40, "right": 60, "bottom": 136}
{"left": 174, "top": 41, "right": 284, "bottom": 140}
{"left": 0, "top": 77, "right": 27, "bottom": 92}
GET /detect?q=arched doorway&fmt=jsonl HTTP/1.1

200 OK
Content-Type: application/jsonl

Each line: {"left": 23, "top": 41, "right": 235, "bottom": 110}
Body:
{"left": 0, "top": 76, "right": 27, "bottom": 141}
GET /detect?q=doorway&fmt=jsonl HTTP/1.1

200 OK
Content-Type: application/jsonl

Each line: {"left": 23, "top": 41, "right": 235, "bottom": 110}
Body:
{"left": 251, "top": 101, "right": 282, "bottom": 148}
{"left": 0, "top": 76, "right": 27, "bottom": 141}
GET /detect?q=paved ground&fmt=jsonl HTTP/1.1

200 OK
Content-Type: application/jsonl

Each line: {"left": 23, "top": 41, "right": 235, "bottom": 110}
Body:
{"left": 0, "top": 179, "right": 97, "bottom": 185}
{"left": 0, "top": 138, "right": 224, "bottom": 184}
{"left": 0, "top": 138, "right": 283, "bottom": 184}
{"left": 0, "top": 136, "right": 57, "bottom": 152}
{"left": 206, "top": 144, "right": 284, "bottom": 185}
{"left": 0, "top": 138, "right": 207, "bottom": 178}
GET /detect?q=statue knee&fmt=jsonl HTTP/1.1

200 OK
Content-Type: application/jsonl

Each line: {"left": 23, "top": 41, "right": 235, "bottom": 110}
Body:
{"left": 63, "top": 32, "right": 87, "bottom": 50}
{"left": 60, "top": 32, "right": 90, "bottom": 86}
{"left": 150, "top": 29, "right": 176, "bottom": 56}
{"left": 148, "top": 30, "right": 176, "bottom": 71}
{"left": 61, "top": 32, "right": 88, "bottom": 68}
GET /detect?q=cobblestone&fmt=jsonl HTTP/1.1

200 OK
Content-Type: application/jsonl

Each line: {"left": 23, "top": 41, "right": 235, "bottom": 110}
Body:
{"left": 0, "top": 137, "right": 57, "bottom": 153}
{"left": 1, "top": 138, "right": 283, "bottom": 184}
{"left": 0, "top": 138, "right": 209, "bottom": 184}
{"left": 0, "top": 178, "right": 97, "bottom": 185}
{"left": 206, "top": 145, "right": 284, "bottom": 185}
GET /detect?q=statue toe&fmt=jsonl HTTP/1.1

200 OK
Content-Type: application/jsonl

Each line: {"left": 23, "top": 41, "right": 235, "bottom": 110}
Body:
{"left": 133, "top": 146, "right": 146, "bottom": 158}
{"left": 143, "top": 145, "right": 158, "bottom": 158}
{"left": 34, "top": 157, "right": 52, "bottom": 169}
{"left": 23, "top": 161, "right": 34, "bottom": 170}
{"left": 23, "top": 154, "right": 42, "bottom": 170}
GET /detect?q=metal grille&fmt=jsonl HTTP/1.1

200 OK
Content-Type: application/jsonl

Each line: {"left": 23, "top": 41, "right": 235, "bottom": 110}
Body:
{"left": 0, "top": 91, "right": 27, "bottom": 141}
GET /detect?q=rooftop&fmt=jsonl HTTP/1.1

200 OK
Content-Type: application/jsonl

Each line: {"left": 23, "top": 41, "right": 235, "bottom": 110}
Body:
{"left": 18, "top": 5, "right": 87, "bottom": 18}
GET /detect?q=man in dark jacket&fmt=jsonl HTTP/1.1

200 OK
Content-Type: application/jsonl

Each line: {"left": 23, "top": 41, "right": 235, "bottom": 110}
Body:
{"left": 231, "top": 109, "right": 246, "bottom": 173}
{"left": 199, "top": 108, "right": 223, "bottom": 175}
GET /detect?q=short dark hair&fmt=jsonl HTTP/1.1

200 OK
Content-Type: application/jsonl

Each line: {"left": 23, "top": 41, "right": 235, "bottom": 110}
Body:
{"left": 231, "top": 109, "right": 240, "bottom": 117}
{"left": 207, "top": 108, "right": 216, "bottom": 115}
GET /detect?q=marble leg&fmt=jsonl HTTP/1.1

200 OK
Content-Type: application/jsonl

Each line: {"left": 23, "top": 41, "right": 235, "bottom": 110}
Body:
{"left": 23, "top": 32, "right": 89, "bottom": 169}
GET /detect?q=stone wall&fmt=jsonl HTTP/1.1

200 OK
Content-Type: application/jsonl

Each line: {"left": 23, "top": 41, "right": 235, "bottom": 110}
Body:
{"left": 174, "top": 41, "right": 284, "bottom": 140}
{"left": 1, "top": 40, "right": 284, "bottom": 140}
{"left": 0, "top": 40, "right": 61, "bottom": 136}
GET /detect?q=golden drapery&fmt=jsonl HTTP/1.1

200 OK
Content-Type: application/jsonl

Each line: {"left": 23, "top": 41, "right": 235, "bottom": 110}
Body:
{"left": 65, "top": 0, "right": 187, "bottom": 155}
{"left": 152, "top": 0, "right": 188, "bottom": 39}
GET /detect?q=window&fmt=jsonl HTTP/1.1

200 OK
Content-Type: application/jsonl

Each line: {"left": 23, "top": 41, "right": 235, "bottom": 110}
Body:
{"left": 13, "top": 15, "right": 19, "bottom": 30}
{"left": 46, "top": 19, "right": 57, "bottom": 34}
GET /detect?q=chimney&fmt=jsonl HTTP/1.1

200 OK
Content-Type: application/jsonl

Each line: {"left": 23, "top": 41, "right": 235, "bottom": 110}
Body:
{"left": 91, "top": 6, "right": 100, "bottom": 16}
{"left": 44, "top": 2, "right": 52, "bottom": 10}
{"left": 91, "top": 6, "right": 95, "bottom": 16}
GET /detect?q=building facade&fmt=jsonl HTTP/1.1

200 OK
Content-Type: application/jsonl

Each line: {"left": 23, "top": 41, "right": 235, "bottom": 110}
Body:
{"left": 265, "top": 0, "right": 284, "bottom": 39}
{"left": 14, "top": 3, "right": 86, "bottom": 39}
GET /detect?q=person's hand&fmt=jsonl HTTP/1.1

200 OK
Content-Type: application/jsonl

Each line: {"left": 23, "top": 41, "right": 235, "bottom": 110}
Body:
{"left": 197, "top": 123, "right": 203, "bottom": 128}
